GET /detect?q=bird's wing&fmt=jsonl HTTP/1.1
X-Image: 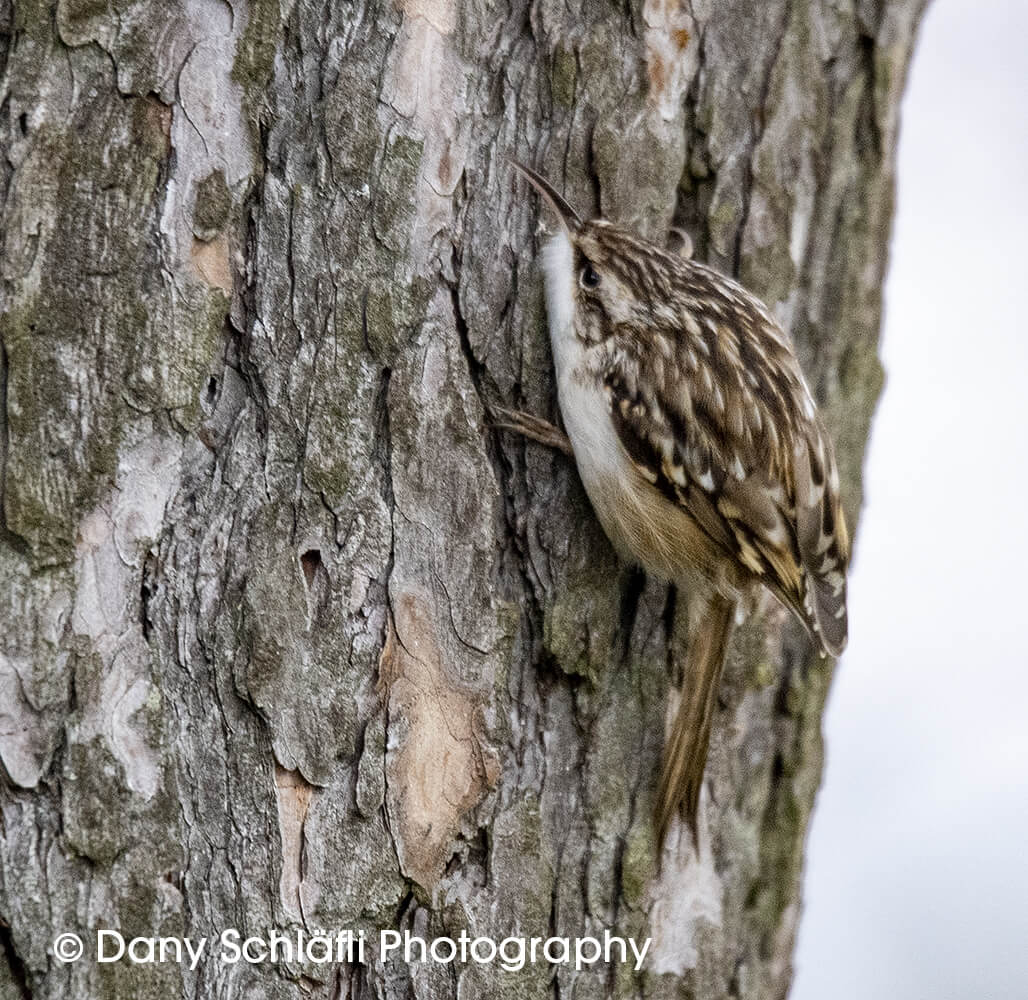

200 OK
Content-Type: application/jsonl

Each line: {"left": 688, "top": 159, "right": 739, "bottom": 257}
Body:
{"left": 602, "top": 280, "right": 849, "bottom": 655}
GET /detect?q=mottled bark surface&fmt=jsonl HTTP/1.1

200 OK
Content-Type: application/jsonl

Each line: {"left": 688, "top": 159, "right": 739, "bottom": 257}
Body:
{"left": 0, "top": 1, "right": 924, "bottom": 998}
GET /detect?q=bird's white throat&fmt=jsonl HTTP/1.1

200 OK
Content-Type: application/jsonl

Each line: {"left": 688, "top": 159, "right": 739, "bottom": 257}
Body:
{"left": 540, "top": 229, "right": 577, "bottom": 380}
{"left": 538, "top": 227, "right": 641, "bottom": 565}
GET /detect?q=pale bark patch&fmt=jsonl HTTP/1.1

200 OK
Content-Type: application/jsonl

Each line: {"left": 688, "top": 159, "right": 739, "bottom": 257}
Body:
{"left": 643, "top": 0, "right": 696, "bottom": 121}
{"left": 0, "top": 653, "right": 56, "bottom": 788}
{"left": 398, "top": 0, "right": 456, "bottom": 36}
{"left": 648, "top": 821, "right": 724, "bottom": 974}
{"left": 378, "top": 587, "right": 499, "bottom": 891}
{"left": 381, "top": 13, "right": 468, "bottom": 264}
{"left": 190, "top": 233, "right": 233, "bottom": 296}
{"left": 69, "top": 432, "right": 182, "bottom": 799}
{"left": 158, "top": 0, "right": 254, "bottom": 270}
{"left": 274, "top": 764, "right": 316, "bottom": 920}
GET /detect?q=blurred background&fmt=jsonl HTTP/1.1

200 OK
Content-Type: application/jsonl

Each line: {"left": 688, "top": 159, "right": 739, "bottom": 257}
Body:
{"left": 794, "top": 1, "right": 1028, "bottom": 997}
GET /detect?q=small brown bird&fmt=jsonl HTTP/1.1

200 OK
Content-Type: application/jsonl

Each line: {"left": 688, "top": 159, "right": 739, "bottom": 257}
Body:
{"left": 500, "top": 162, "right": 850, "bottom": 846}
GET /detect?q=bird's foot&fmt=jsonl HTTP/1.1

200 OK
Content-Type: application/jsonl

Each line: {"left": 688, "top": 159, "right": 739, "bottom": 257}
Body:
{"left": 492, "top": 407, "right": 573, "bottom": 456}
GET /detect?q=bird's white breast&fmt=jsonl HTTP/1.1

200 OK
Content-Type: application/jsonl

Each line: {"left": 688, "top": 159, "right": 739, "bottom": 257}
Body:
{"left": 541, "top": 232, "right": 657, "bottom": 566}
{"left": 541, "top": 232, "right": 626, "bottom": 496}
{"left": 539, "top": 231, "right": 732, "bottom": 590}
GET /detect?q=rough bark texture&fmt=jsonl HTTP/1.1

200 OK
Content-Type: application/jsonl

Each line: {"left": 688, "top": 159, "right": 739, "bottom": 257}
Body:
{"left": 0, "top": 1, "right": 924, "bottom": 998}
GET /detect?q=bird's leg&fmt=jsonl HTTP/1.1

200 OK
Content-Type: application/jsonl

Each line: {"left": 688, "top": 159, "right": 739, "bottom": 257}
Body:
{"left": 492, "top": 406, "right": 573, "bottom": 456}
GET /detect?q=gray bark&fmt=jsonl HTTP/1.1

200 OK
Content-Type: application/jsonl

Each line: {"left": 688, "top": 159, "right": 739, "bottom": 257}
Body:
{"left": 0, "top": 1, "right": 924, "bottom": 998}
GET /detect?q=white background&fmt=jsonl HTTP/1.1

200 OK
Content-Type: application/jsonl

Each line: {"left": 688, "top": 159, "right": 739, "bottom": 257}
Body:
{"left": 793, "top": 1, "right": 1028, "bottom": 997}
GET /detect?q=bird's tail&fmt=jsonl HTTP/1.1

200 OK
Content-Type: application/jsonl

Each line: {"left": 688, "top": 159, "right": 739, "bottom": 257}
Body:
{"left": 656, "top": 593, "right": 736, "bottom": 847}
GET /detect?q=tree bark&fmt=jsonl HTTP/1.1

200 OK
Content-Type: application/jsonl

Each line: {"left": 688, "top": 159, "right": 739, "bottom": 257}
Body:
{"left": 0, "top": 1, "right": 925, "bottom": 998}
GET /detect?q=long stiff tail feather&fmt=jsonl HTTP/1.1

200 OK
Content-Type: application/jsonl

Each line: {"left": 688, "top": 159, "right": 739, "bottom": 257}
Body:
{"left": 656, "top": 593, "right": 737, "bottom": 847}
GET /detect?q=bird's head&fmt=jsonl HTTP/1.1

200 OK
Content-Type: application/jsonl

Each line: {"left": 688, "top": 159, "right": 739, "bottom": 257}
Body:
{"left": 513, "top": 161, "right": 670, "bottom": 337}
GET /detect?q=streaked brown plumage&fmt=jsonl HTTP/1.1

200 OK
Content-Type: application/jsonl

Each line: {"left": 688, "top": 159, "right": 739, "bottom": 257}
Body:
{"left": 503, "top": 162, "right": 850, "bottom": 847}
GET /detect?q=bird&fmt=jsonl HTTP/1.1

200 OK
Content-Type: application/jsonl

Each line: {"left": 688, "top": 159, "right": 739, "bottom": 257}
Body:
{"left": 497, "top": 161, "right": 851, "bottom": 847}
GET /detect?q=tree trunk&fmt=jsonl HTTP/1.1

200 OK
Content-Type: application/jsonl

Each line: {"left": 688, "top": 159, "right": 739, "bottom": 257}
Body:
{"left": 0, "top": 1, "right": 925, "bottom": 998}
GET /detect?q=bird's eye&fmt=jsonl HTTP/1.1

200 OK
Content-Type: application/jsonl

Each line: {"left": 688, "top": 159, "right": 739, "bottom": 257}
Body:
{"left": 579, "top": 264, "right": 600, "bottom": 289}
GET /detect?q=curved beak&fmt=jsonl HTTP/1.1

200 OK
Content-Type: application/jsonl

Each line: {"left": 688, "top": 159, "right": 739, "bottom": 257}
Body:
{"left": 512, "top": 160, "right": 583, "bottom": 235}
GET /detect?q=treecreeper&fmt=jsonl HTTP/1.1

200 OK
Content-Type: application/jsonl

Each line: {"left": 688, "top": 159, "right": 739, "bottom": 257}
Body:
{"left": 498, "top": 161, "right": 851, "bottom": 848}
